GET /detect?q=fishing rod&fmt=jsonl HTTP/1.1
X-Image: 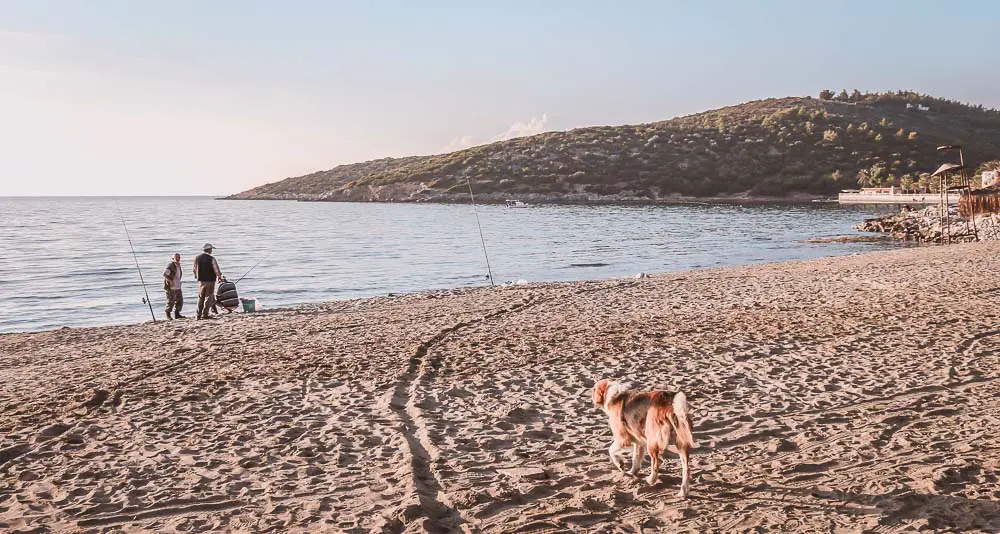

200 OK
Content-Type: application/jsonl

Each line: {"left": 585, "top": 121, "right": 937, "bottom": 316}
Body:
{"left": 466, "top": 177, "right": 495, "bottom": 287}
{"left": 235, "top": 261, "right": 261, "bottom": 284}
{"left": 115, "top": 201, "right": 157, "bottom": 323}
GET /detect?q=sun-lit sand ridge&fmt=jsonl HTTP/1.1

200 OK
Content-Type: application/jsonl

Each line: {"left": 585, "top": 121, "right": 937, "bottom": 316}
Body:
{"left": 2, "top": 243, "right": 999, "bottom": 532}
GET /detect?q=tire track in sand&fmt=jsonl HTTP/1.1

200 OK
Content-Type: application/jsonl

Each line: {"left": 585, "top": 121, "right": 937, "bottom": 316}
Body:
{"left": 385, "top": 281, "right": 637, "bottom": 532}
{"left": 386, "top": 299, "right": 543, "bottom": 531}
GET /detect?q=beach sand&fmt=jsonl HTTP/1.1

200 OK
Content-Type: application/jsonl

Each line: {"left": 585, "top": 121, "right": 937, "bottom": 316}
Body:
{"left": 2, "top": 243, "right": 999, "bottom": 533}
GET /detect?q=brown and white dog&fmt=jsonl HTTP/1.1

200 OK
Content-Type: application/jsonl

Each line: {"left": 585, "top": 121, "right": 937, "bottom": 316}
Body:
{"left": 592, "top": 379, "right": 696, "bottom": 498}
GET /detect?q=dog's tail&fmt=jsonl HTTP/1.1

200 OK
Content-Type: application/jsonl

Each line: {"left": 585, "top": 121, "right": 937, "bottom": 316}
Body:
{"left": 672, "top": 391, "right": 698, "bottom": 450}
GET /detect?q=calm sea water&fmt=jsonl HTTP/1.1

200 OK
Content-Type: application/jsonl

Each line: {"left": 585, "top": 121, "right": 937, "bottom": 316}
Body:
{"left": 0, "top": 197, "right": 904, "bottom": 333}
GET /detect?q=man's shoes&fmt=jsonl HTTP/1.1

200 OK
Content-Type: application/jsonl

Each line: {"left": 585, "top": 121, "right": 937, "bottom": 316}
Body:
{"left": 166, "top": 312, "right": 173, "bottom": 320}
{"left": 175, "top": 314, "right": 187, "bottom": 319}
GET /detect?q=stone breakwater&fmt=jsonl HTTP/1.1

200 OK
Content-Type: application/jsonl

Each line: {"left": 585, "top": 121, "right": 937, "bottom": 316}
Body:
{"left": 854, "top": 206, "right": 1000, "bottom": 243}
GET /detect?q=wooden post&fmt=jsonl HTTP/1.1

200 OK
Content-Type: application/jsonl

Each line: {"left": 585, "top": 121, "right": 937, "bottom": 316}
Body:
{"left": 944, "top": 178, "right": 951, "bottom": 245}
{"left": 939, "top": 175, "right": 945, "bottom": 245}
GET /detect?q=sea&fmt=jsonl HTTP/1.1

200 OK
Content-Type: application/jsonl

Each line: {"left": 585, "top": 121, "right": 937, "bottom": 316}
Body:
{"left": 0, "top": 197, "right": 906, "bottom": 333}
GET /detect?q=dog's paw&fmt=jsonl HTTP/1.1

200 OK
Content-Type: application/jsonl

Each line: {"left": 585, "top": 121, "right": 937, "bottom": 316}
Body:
{"left": 645, "top": 474, "right": 657, "bottom": 486}
{"left": 677, "top": 486, "right": 690, "bottom": 499}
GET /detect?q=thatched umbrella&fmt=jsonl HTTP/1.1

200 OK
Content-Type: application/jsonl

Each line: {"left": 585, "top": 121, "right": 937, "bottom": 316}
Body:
{"left": 930, "top": 162, "right": 964, "bottom": 178}
{"left": 928, "top": 163, "right": 964, "bottom": 243}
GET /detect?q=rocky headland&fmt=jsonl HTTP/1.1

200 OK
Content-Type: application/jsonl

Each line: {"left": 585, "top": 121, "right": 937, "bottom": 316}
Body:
{"left": 227, "top": 91, "right": 1000, "bottom": 204}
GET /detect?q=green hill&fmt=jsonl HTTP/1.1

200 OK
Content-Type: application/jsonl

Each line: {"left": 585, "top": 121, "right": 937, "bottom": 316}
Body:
{"left": 227, "top": 91, "right": 1000, "bottom": 202}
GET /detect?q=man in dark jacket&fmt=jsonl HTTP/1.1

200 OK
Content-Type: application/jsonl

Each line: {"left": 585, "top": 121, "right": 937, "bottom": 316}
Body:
{"left": 162, "top": 253, "right": 185, "bottom": 320}
{"left": 193, "top": 243, "right": 223, "bottom": 320}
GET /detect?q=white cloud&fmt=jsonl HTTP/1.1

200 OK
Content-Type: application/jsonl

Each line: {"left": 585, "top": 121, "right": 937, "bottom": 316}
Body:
{"left": 490, "top": 113, "right": 550, "bottom": 142}
{"left": 442, "top": 113, "right": 551, "bottom": 152}
{"left": 443, "top": 134, "right": 476, "bottom": 153}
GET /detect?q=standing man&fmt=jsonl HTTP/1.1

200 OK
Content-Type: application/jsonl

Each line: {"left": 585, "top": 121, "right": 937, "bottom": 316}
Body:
{"left": 162, "top": 253, "right": 185, "bottom": 320}
{"left": 194, "top": 243, "right": 223, "bottom": 320}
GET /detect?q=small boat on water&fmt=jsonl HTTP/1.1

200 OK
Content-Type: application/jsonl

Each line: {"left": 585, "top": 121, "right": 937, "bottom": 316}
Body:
{"left": 505, "top": 199, "right": 529, "bottom": 208}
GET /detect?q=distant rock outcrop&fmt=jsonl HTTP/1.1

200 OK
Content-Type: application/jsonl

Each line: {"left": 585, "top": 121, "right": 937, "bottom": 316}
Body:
{"left": 227, "top": 91, "right": 1000, "bottom": 203}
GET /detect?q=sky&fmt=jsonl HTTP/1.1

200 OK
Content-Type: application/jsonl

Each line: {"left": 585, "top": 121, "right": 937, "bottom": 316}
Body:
{"left": 2, "top": 1, "right": 999, "bottom": 196}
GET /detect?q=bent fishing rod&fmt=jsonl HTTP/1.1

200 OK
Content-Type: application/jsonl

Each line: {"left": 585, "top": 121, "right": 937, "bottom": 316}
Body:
{"left": 115, "top": 202, "right": 157, "bottom": 323}
{"left": 466, "top": 177, "right": 495, "bottom": 287}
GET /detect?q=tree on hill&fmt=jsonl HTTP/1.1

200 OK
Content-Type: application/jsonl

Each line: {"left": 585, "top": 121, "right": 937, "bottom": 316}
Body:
{"left": 870, "top": 163, "right": 888, "bottom": 183}
{"left": 819, "top": 89, "right": 835, "bottom": 101}
{"left": 917, "top": 173, "right": 931, "bottom": 192}
{"left": 928, "top": 176, "right": 942, "bottom": 193}
{"left": 856, "top": 169, "right": 872, "bottom": 188}
{"left": 975, "top": 160, "right": 1000, "bottom": 181}
{"left": 836, "top": 89, "right": 850, "bottom": 101}
{"left": 850, "top": 89, "right": 862, "bottom": 102}
{"left": 900, "top": 173, "right": 915, "bottom": 192}
{"left": 976, "top": 160, "right": 1000, "bottom": 173}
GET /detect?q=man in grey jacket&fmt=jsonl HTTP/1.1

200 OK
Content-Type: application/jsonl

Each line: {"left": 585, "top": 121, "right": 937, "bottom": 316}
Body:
{"left": 162, "top": 253, "right": 185, "bottom": 319}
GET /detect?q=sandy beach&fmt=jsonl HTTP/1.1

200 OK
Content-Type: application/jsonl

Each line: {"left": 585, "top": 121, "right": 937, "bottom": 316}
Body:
{"left": 2, "top": 242, "right": 999, "bottom": 533}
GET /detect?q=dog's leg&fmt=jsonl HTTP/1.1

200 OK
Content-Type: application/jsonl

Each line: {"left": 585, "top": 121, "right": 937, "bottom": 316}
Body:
{"left": 677, "top": 447, "right": 690, "bottom": 498}
{"left": 629, "top": 443, "right": 642, "bottom": 475}
{"left": 646, "top": 445, "right": 660, "bottom": 485}
{"left": 608, "top": 440, "right": 624, "bottom": 471}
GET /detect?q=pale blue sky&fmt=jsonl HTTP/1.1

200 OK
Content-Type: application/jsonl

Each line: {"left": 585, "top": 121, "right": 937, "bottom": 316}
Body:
{"left": 2, "top": 1, "right": 998, "bottom": 195}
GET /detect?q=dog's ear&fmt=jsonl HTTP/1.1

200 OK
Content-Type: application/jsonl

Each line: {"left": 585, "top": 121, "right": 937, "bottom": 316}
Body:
{"left": 593, "top": 379, "right": 610, "bottom": 406}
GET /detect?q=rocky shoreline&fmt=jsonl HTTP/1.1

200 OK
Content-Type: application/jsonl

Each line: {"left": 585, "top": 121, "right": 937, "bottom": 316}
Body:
{"left": 221, "top": 190, "right": 826, "bottom": 205}
{"left": 854, "top": 206, "right": 1000, "bottom": 243}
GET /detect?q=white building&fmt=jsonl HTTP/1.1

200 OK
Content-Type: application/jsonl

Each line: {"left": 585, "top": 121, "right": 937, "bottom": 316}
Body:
{"left": 983, "top": 170, "right": 999, "bottom": 188}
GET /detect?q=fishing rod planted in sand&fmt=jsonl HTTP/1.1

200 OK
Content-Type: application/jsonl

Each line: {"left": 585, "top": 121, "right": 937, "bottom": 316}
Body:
{"left": 466, "top": 177, "right": 495, "bottom": 287}
{"left": 115, "top": 201, "right": 157, "bottom": 323}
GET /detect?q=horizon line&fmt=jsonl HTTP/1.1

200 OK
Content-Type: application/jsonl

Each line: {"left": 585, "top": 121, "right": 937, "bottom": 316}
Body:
{"left": 0, "top": 194, "right": 226, "bottom": 198}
